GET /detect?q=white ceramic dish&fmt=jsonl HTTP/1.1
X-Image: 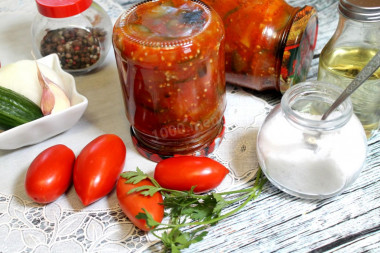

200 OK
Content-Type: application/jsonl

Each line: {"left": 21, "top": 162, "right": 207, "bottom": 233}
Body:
{"left": 0, "top": 54, "right": 88, "bottom": 150}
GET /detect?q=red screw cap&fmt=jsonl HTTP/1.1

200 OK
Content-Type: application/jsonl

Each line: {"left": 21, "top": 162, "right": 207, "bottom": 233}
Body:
{"left": 35, "top": 0, "right": 93, "bottom": 18}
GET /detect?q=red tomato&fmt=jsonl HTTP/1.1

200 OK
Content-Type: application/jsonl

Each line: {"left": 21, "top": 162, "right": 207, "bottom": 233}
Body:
{"left": 73, "top": 134, "right": 126, "bottom": 206}
{"left": 25, "top": 145, "right": 75, "bottom": 203}
{"left": 154, "top": 156, "right": 229, "bottom": 193}
{"left": 116, "top": 176, "right": 164, "bottom": 231}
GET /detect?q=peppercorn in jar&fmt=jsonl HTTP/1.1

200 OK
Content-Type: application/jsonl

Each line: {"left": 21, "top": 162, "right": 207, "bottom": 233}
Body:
{"left": 112, "top": 0, "right": 226, "bottom": 162}
{"left": 31, "top": 0, "right": 112, "bottom": 74}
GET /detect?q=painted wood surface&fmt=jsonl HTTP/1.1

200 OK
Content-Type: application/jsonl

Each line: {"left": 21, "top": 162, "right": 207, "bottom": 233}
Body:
{"left": 115, "top": 0, "right": 379, "bottom": 252}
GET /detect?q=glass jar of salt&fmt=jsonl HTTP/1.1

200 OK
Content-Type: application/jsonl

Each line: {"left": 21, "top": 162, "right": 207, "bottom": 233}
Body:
{"left": 257, "top": 81, "right": 367, "bottom": 199}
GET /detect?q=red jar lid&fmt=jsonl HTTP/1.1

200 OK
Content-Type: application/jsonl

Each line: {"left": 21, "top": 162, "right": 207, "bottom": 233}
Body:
{"left": 131, "top": 117, "right": 226, "bottom": 163}
{"left": 35, "top": 0, "right": 93, "bottom": 18}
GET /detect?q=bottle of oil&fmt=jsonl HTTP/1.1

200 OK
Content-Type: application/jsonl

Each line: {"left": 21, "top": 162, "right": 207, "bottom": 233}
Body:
{"left": 318, "top": 0, "right": 380, "bottom": 139}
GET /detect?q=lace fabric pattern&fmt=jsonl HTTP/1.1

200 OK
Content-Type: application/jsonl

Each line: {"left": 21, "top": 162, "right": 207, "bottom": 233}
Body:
{"left": 4, "top": 1, "right": 380, "bottom": 253}
{"left": 0, "top": 0, "right": 272, "bottom": 252}
{"left": 0, "top": 85, "right": 270, "bottom": 252}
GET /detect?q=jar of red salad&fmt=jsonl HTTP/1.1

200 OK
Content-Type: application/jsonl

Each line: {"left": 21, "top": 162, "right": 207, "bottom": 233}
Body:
{"left": 202, "top": 0, "right": 318, "bottom": 92}
{"left": 112, "top": 0, "right": 226, "bottom": 161}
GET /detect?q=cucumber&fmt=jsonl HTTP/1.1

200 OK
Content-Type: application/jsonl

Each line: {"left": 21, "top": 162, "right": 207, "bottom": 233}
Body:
{"left": 0, "top": 86, "right": 43, "bottom": 130}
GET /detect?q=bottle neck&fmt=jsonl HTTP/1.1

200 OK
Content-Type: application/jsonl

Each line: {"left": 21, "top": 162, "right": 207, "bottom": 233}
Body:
{"left": 326, "top": 14, "right": 380, "bottom": 50}
{"left": 337, "top": 13, "right": 378, "bottom": 31}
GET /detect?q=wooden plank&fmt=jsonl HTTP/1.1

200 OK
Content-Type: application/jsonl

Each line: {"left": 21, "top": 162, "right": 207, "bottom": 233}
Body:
{"left": 116, "top": 0, "right": 380, "bottom": 252}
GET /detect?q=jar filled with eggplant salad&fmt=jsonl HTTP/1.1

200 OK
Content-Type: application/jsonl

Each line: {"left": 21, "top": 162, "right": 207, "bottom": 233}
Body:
{"left": 202, "top": 0, "right": 318, "bottom": 92}
{"left": 112, "top": 0, "right": 226, "bottom": 162}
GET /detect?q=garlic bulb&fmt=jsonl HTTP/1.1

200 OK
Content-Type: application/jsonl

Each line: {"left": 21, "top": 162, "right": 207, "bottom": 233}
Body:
{"left": 0, "top": 59, "right": 70, "bottom": 114}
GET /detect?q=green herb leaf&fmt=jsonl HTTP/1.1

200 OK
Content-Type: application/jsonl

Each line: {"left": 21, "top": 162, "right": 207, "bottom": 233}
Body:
{"left": 128, "top": 185, "right": 161, "bottom": 197}
{"left": 175, "top": 229, "right": 209, "bottom": 250}
{"left": 212, "top": 193, "right": 229, "bottom": 214}
{"left": 121, "top": 167, "right": 148, "bottom": 184}
{"left": 163, "top": 194, "right": 221, "bottom": 225}
{"left": 182, "top": 196, "right": 218, "bottom": 221}
{"left": 160, "top": 231, "right": 173, "bottom": 249}
{"left": 123, "top": 166, "right": 267, "bottom": 252}
{"left": 171, "top": 244, "right": 181, "bottom": 253}
{"left": 135, "top": 208, "right": 161, "bottom": 228}
{"left": 161, "top": 227, "right": 209, "bottom": 251}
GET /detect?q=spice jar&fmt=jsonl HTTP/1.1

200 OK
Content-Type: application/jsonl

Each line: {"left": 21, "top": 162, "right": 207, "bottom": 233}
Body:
{"left": 31, "top": 0, "right": 112, "bottom": 74}
{"left": 201, "top": 0, "right": 318, "bottom": 92}
{"left": 257, "top": 81, "right": 367, "bottom": 199}
{"left": 318, "top": 0, "right": 380, "bottom": 139}
{"left": 112, "top": 0, "right": 226, "bottom": 162}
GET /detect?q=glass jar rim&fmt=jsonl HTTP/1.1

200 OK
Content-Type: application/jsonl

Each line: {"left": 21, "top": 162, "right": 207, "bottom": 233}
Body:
{"left": 281, "top": 81, "right": 353, "bottom": 131}
{"left": 279, "top": 6, "right": 318, "bottom": 92}
{"left": 116, "top": 0, "right": 212, "bottom": 48}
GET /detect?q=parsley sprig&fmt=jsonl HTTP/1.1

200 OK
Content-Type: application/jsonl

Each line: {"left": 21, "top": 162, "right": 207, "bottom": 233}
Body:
{"left": 121, "top": 167, "right": 267, "bottom": 252}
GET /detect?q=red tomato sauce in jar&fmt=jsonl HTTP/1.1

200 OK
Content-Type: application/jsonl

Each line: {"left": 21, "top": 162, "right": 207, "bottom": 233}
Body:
{"left": 202, "top": 0, "right": 318, "bottom": 92}
{"left": 112, "top": 0, "right": 226, "bottom": 159}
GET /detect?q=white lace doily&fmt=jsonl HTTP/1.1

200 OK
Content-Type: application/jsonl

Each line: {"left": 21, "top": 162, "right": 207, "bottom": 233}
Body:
{"left": 0, "top": 1, "right": 271, "bottom": 252}
{"left": 0, "top": 86, "right": 271, "bottom": 252}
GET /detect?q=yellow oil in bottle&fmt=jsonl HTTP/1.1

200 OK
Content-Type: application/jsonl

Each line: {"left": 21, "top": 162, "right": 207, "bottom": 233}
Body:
{"left": 318, "top": 47, "right": 380, "bottom": 138}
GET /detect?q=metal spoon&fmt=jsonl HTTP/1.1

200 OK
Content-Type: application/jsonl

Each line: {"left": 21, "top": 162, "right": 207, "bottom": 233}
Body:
{"left": 321, "top": 50, "right": 380, "bottom": 120}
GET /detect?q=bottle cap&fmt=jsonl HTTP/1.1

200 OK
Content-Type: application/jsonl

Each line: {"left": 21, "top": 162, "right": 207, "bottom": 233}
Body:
{"left": 35, "top": 0, "right": 93, "bottom": 18}
{"left": 339, "top": 0, "right": 380, "bottom": 22}
{"left": 279, "top": 6, "right": 318, "bottom": 93}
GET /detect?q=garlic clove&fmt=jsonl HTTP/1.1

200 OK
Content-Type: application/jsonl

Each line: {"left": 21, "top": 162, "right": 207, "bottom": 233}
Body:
{"left": 40, "top": 83, "right": 56, "bottom": 115}
{"left": 48, "top": 82, "right": 71, "bottom": 114}
{"left": 35, "top": 62, "right": 71, "bottom": 115}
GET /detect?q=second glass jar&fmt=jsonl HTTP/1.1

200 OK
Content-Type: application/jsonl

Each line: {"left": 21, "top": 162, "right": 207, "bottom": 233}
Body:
{"left": 202, "top": 0, "right": 318, "bottom": 92}
{"left": 112, "top": 0, "right": 226, "bottom": 161}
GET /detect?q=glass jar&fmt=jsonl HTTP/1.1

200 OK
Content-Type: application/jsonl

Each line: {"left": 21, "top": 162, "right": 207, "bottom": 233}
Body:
{"left": 318, "top": 0, "right": 380, "bottom": 139}
{"left": 31, "top": 0, "right": 112, "bottom": 74}
{"left": 201, "top": 0, "right": 318, "bottom": 92}
{"left": 257, "top": 81, "right": 367, "bottom": 199}
{"left": 112, "top": 0, "right": 226, "bottom": 162}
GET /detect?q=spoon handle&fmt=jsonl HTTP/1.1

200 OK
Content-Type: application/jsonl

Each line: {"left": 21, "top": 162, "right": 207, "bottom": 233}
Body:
{"left": 322, "top": 50, "right": 380, "bottom": 120}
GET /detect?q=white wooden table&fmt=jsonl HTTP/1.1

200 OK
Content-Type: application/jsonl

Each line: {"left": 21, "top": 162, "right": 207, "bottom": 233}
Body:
{"left": 0, "top": 0, "right": 378, "bottom": 252}
{"left": 127, "top": 0, "right": 379, "bottom": 251}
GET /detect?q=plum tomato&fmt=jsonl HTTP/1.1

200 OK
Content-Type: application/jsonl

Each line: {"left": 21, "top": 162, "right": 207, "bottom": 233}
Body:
{"left": 25, "top": 144, "right": 75, "bottom": 204}
{"left": 154, "top": 156, "right": 229, "bottom": 193}
{"left": 116, "top": 176, "right": 164, "bottom": 231}
{"left": 73, "top": 134, "right": 126, "bottom": 206}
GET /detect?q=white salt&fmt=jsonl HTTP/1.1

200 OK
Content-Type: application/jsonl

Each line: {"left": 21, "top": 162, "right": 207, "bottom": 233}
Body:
{"left": 258, "top": 111, "right": 367, "bottom": 197}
